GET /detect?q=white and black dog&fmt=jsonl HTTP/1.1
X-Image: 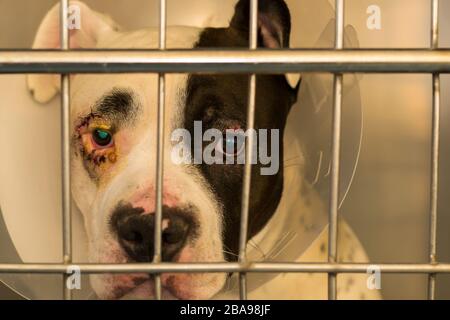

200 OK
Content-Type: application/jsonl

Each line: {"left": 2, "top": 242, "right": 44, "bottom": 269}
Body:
{"left": 28, "top": 0, "right": 380, "bottom": 300}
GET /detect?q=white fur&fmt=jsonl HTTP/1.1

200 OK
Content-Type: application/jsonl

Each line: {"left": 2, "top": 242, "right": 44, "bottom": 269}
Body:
{"left": 29, "top": 1, "right": 227, "bottom": 299}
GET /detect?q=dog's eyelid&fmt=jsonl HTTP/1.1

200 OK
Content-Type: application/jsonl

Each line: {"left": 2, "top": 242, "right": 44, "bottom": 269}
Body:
{"left": 75, "top": 113, "right": 110, "bottom": 131}
{"left": 207, "top": 118, "right": 245, "bottom": 134}
{"left": 93, "top": 88, "right": 139, "bottom": 125}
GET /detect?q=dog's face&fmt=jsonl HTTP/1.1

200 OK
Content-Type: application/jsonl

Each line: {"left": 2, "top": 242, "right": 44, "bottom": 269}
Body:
{"left": 29, "top": 0, "right": 298, "bottom": 299}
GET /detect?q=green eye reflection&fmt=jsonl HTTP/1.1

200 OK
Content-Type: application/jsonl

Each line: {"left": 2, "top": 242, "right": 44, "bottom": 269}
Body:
{"left": 92, "top": 128, "right": 113, "bottom": 147}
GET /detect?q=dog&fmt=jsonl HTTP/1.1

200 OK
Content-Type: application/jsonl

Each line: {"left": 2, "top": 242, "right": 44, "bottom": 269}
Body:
{"left": 28, "top": 0, "right": 381, "bottom": 300}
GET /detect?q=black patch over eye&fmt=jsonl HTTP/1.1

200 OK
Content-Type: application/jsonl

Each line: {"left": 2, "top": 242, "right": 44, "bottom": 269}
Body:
{"left": 92, "top": 128, "right": 113, "bottom": 147}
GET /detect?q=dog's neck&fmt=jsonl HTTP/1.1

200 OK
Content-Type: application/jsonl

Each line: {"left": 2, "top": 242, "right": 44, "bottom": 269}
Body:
{"left": 246, "top": 106, "right": 327, "bottom": 262}
{"left": 214, "top": 109, "right": 329, "bottom": 298}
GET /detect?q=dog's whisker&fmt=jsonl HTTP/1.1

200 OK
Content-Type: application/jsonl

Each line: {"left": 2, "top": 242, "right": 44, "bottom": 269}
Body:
{"left": 223, "top": 244, "right": 235, "bottom": 253}
{"left": 248, "top": 240, "right": 267, "bottom": 260}
{"left": 222, "top": 249, "right": 239, "bottom": 258}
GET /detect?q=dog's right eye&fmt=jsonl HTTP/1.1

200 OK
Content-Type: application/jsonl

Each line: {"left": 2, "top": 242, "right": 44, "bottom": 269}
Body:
{"left": 92, "top": 128, "right": 113, "bottom": 148}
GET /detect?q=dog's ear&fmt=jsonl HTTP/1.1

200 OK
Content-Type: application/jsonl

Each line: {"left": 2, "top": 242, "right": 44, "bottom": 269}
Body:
{"left": 230, "top": 0, "right": 301, "bottom": 92}
{"left": 27, "top": 1, "right": 119, "bottom": 103}
{"left": 230, "top": 0, "right": 291, "bottom": 49}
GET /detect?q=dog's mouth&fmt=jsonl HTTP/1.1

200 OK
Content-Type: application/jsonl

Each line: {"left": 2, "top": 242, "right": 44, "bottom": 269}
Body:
{"left": 106, "top": 276, "right": 166, "bottom": 300}
{"left": 105, "top": 274, "right": 192, "bottom": 300}
{"left": 107, "top": 276, "right": 147, "bottom": 300}
{"left": 107, "top": 275, "right": 170, "bottom": 300}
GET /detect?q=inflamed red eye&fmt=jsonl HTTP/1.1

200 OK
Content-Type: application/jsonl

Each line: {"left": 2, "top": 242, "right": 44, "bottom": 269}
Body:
{"left": 92, "top": 128, "right": 113, "bottom": 147}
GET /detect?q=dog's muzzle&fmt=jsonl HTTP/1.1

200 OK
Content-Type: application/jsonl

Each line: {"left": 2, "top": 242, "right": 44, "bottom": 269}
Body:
{"left": 110, "top": 203, "right": 197, "bottom": 262}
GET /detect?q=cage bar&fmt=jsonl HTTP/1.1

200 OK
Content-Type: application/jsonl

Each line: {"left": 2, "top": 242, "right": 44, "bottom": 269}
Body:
{"left": 0, "top": 0, "right": 447, "bottom": 301}
{"left": 2, "top": 50, "right": 450, "bottom": 73}
{"left": 328, "top": 0, "right": 344, "bottom": 301}
{"left": 428, "top": 0, "right": 440, "bottom": 301}
{"left": 1, "top": 262, "right": 450, "bottom": 274}
{"left": 60, "top": 0, "right": 72, "bottom": 301}
{"left": 238, "top": 0, "right": 259, "bottom": 301}
{"left": 153, "top": 0, "right": 167, "bottom": 301}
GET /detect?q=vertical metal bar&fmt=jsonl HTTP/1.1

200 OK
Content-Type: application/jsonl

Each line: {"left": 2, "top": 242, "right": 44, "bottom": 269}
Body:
{"left": 431, "top": 0, "right": 439, "bottom": 49}
{"left": 153, "top": 0, "right": 166, "bottom": 301}
{"left": 428, "top": 0, "right": 440, "bottom": 301}
{"left": 328, "top": 0, "right": 344, "bottom": 300}
{"left": 60, "top": 0, "right": 72, "bottom": 300}
{"left": 238, "top": 0, "right": 258, "bottom": 301}
{"left": 335, "top": 0, "right": 344, "bottom": 50}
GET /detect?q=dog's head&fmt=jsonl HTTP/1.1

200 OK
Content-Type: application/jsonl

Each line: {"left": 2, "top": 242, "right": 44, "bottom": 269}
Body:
{"left": 29, "top": 0, "right": 298, "bottom": 299}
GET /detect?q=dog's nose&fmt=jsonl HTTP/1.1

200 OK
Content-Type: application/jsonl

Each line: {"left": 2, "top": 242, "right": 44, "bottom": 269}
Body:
{"left": 111, "top": 204, "right": 194, "bottom": 262}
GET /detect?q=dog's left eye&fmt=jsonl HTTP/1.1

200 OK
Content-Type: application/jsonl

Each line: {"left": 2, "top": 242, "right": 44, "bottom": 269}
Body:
{"left": 92, "top": 128, "right": 113, "bottom": 147}
{"left": 215, "top": 130, "right": 245, "bottom": 157}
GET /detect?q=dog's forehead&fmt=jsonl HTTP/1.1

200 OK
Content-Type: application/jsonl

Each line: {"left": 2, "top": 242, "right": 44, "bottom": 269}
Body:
{"left": 97, "top": 26, "right": 202, "bottom": 49}
{"left": 71, "top": 73, "right": 155, "bottom": 114}
{"left": 70, "top": 73, "right": 191, "bottom": 139}
{"left": 70, "top": 26, "right": 203, "bottom": 117}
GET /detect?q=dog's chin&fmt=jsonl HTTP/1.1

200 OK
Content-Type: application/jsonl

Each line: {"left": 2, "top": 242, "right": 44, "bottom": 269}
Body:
{"left": 96, "top": 274, "right": 221, "bottom": 300}
{"left": 98, "top": 278, "right": 177, "bottom": 300}
{"left": 116, "top": 280, "right": 178, "bottom": 300}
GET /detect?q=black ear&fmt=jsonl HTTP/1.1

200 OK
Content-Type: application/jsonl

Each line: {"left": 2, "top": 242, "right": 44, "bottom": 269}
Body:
{"left": 230, "top": 0, "right": 291, "bottom": 48}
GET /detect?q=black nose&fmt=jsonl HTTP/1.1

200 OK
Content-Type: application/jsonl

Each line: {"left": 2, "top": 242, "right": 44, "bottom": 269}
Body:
{"left": 110, "top": 204, "right": 194, "bottom": 262}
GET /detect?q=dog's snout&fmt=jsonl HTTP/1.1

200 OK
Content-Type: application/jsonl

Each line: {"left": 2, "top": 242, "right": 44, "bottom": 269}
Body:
{"left": 111, "top": 204, "right": 195, "bottom": 262}
{"left": 115, "top": 212, "right": 154, "bottom": 262}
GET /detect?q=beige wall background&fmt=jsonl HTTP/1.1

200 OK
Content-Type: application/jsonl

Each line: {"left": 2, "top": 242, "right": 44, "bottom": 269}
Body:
{"left": 0, "top": 0, "right": 449, "bottom": 299}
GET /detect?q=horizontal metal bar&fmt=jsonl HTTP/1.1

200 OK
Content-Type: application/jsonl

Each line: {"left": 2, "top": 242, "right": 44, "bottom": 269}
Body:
{"left": 2, "top": 50, "right": 450, "bottom": 73}
{"left": 0, "top": 263, "right": 450, "bottom": 274}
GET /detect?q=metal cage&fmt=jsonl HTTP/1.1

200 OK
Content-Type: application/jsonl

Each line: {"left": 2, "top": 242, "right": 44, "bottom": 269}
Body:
{"left": 0, "top": 0, "right": 449, "bottom": 300}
